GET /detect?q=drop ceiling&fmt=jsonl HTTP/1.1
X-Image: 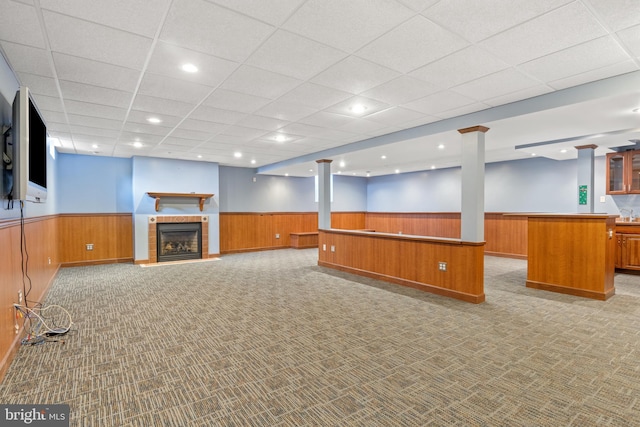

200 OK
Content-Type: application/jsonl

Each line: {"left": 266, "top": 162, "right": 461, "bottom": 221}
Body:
{"left": 0, "top": 0, "right": 639, "bottom": 177}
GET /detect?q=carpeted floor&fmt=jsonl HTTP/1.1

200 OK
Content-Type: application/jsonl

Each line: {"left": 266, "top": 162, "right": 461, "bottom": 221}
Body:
{"left": 1, "top": 249, "right": 640, "bottom": 426}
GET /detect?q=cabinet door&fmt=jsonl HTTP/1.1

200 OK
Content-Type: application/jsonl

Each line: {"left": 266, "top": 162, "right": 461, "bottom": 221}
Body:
{"left": 606, "top": 152, "right": 626, "bottom": 194}
{"left": 628, "top": 151, "right": 640, "bottom": 193}
{"left": 622, "top": 234, "right": 640, "bottom": 269}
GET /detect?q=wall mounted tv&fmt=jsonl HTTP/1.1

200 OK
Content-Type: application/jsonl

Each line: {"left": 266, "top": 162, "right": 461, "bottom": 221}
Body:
{"left": 12, "top": 86, "right": 47, "bottom": 203}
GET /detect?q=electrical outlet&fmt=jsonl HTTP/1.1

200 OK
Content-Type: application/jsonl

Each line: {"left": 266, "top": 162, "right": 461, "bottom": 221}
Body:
{"left": 275, "top": 234, "right": 280, "bottom": 239}
{"left": 331, "top": 245, "right": 335, "bottom": 252}
{"left": 322, "top": 244, "right": 326, "bottom": 251}
{"left": 86, "top": 243, "right": 94, "bottom": 251}
{"left": 18, "top": 290, "right": 22, "bottom": 304}
{"left": 48, "top": 257, "right": 51, "bottom": 265}
{"left": 438, "top": 262, "right": 447, "bottom": 271}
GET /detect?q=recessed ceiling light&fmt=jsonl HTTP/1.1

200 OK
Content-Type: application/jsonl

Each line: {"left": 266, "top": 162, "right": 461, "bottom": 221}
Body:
{"left": 431, "top": 165, "right": 436, "bottom": 169}
{"left": 234, "top": 152, "right": 242, "bottom": 158}
{"left": 285, "top": 173, "right": 289, "bottom": 177}
{"left": 181, "top": 63, "right": 198, "bottom": 73}
{"left": 438, "top": 144, "right": 445, "bottom": 149}
{"left": 309, "top": 169, "right": 313, "bottom": 172}
{"left": 381, "top": 155, "right": 387, "bottom": 159}
{"left": 531, "top": 153, "right": 536, "bottom": 156}
{"left": 339, "top": 161, "right": 345, "bottom": 168}
{"left": 147, "top": 117, "right": 161, "bottom": 124}
{"left": 352, "top": 172, "right": 356, "bottom": 176}
{"left": 560, "top": 149, "right": 567, "bottom": 153}
{"left": 337, "top": 171, "right": 342, "bottom": 174}
{"left": 197, "top": 155, "right": 202, "bottom": 159}
{"left": 251, "top": 159, "right": 256, "bottom": 164}
{"left": 92, "top": 144, "right": 98, "bottom": 149}
{"left": 349, "top": 104, "right": 367, "bottom": 114}
{"left": 133, "top": 142, "right": 143, "bottom": 148}
{"left": 366, "top": 172, "right": 370, "bottom": 177}
{"left": 395, "top": 169, "right": 400, "bottom": 174}
{"left": 633, "top": 108, "right": 640, "bottom": 113}
{"left": 274, "top": 134, "right": 287, "bottom": 142}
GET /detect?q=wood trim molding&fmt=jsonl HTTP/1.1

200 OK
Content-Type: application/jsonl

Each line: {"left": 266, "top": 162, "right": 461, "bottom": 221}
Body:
{"left": 61, "top": 258, "right": 134, "bottom": 268}
{"left": 316, "top": 159, "right": 333, "bottom": 164}
{"left": 575, "top": 144, "right": 598, "bottom": 150}
{"left": 526, "top": 280, "right": 614, "bottom": 300}
{"left": 458, "top": 125, "right": 490, "bottom": 134}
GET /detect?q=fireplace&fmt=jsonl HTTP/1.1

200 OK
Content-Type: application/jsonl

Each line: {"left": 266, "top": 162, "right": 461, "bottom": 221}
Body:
{"left": 157, "top": 223, "right": 202, "bottom": 262}
{"left": 148, "top": 216, "right": 209, "bottom": 264}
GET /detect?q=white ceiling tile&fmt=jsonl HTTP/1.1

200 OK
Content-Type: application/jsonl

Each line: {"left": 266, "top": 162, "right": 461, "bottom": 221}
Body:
{"left": 219, "top": 125, "right": 269, "bottom": 139}
{"left": 203, "top": 88, "right": 272, "bottom": 113}
{"left": 519, "top": 36, "right": 631, "bottom": 83}
{"left": 146, "top": 41, "right": 239, "bottom": 87}
{"left": 397, "top": 0, "right": 439, "bottom": 12}
{"left": 122, "top": 121, "right": 174, "bottom": 136}
{"left": 365, "top": 106, "right": 430, "bottom": 126}
{"left": 66, "top": 113, "right": 122, "bottom": 129}
{"left": 310, "top": 56, "right": 400, "bottom": 94}
{"left": 338, "top": 118, "right": 393, "bottom": 135}
{"left": 402, "top": 90, "right": 476, "bottom": 115}
{"left": 424, "top": 0, "right": 574, "bottom": 43}
{"left": 64, "top": 100, "right": 127, "bottom": 121}
{"left": 207, "top": 0, "right": 306, "bottom": 25}
{"left": 69, "top": 125, "right": 120, "bottom": 138}
{"left": 312, "top": 128, "right": 360, "bottom": 143}
{"left": 618, "top": 24, "right": 640, "bottom": 57}
{"left": 40, "top": 110, "right": 67, "bottom": 124}
{"left": 361, "top": 76, "right": 438, "bottom": 105}
{"left": 585, "top": 0, "right": 640, "bottom": 32}
{"left": 277, "top": 122, "right": 326, "bottom": 137}
{"left": 59, "top": 81, "right": 131, "bottom": 108}
{"left": 0, "top": 41, "right": 52, "bottom": 77}
{"left": 298, "top": 111, "right": 354, "bottom": 128}
{"left": 276, "top": 83, "right": 352, "bottom": 109}
{"left": 356, "top": 16, "right": 469, "bottom": 73}
{"left": 220, "top": 65, "right": 303, "bottom": 100}
{"left": 15, "top": 72, "right": 59, "bottom": 97}
{"left": 177, "top": 119, "right": 229, "bottom": 134}
{"left": 53, "top": 53, "right": 140, "bottom": 92}
{"left": 46, "top": 122, "right": 71, "bottom": 133}
{"left": 478, "top": 2, "right": 608, "bottom": 65}
{"left": 434, "top": 102, "right": 491, "bottom": 119}
{"left": 43, "top": 11, "right": 152, "bottom": 70}
{"left": 40, "top": 0, "right": 171, "bottom": 38}
{"left": 410, "top": 46, "right": 510, "bottom": 89}
{"left": 246, "top": 30, "right": 347, "bottom": 80}
{"left": 159, "top": 138, "right": 202, "bottom": 147}
{"left": 282, "top": 0, "right": 414, "bottom": 52}
{"left": 451, "top": 68, "right": 541, "bottom": 101}
{"left": 169, "top": 128, "right": 213, "bottom": 141}
{"left": 235, "top": 115, "right": 289, "bottom": 131}
{"left": 255, "top": 100, "right": 317, "bottom": 121}
{"left": 30, "top": 95, "right": 64, "bottom": 112}
{"left": 189, "top": 105, "right": 247, "bottom": 124}
{"left": 0, "top": 1, "right": 45, "bottom": 48}
{"left": 132, "top": 94, "right": 197, "bottom": 117}
{"left": 73, "top": 133, "right": 121, "bottom": 145}
{"left": 138, "top": 73, "right": 212, "bottom": 104}
{"left": 119, "top": 132, "right": 163, "bottom": 144}
{"left": 160, "top": 0, "right": 274, "bottom": 62}
{"left": 548, "top": 60, "right": 639, "bottom": 90}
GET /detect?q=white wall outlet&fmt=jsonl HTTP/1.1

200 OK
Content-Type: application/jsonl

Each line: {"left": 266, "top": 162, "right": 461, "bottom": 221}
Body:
{"left": 600, "top": 196, "right": 606, "bottom": 203}
{"left": 18, "top": 290, "right": 23, "bottom": 304}
{"left": 322, "top": 244, "right": 326, "bottom": 251}
{"left": 438, "top": 262, "right": 447, "bottom": 271}
{"left": 331, "top": 245, "right": 335, "bottom": 252}
{"left": 275, "top": 234, "right": 280, "bottom": 239}
{"left": 86, "top": 243, "right": 94, "bottom": 250}
{"left": 48, "top": 257, "right": 51, "bottom": 265}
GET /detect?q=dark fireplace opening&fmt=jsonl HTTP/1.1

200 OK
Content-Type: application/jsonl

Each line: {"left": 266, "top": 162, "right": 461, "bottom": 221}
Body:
{"left": 157, "top": 222, "right": 202, "bottom": 262}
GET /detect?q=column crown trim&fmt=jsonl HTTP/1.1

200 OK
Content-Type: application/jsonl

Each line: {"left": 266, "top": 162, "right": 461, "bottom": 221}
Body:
{"left": 575, "top": 144, "right": 598, "bottom": 150}
{"left": 458, "top": 125, "right": 490, "bottom": 134}
{"left": 316, "top": 159, "right": 333, "bottom": 164}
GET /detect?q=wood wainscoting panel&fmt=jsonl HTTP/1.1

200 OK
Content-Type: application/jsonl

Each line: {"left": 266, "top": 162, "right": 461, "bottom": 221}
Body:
{"left": 0, "top": 216, "right": 59, "bottom": 381}
{"left": 484, "top": 213, "right": 528, "bottom": 258}
{"left": 331, "top": 212, "right": 366, "bottom": 230}
{"left": 365, "top": 212, "right": 461, "bottom": 238}
{"left": 58, "top": 213, "right": 133, "bottom": 265}
{"left": 319, "top": 229, "right": 485, "bottom": 303}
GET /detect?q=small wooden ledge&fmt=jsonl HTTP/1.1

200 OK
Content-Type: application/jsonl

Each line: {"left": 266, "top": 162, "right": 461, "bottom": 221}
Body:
{"left": 146, "top": 192, "right": 214, "bottom": 212}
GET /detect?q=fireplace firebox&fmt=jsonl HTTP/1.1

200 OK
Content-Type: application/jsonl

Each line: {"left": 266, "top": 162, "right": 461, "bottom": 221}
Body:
{"left": 157, "top": 222, "right": 202, "bottom": 262}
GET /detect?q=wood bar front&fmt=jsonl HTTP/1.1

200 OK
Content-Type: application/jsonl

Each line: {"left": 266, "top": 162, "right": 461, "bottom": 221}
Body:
{"left": 318, "top": 229, "right": 485, "bottom": 304}
{"left": 526, "top": 214, "right": 616, "bottom": 300}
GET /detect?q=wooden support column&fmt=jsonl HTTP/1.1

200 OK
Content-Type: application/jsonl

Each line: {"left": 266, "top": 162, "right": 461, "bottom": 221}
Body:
{"left": 458, "top": 126, "right": 489, "bottom": 242}
{"left": 317, "top": 159, "right": 332, "bottom": 230}
{"left": 576, "top": 144, "right": 596, "bottom": 213}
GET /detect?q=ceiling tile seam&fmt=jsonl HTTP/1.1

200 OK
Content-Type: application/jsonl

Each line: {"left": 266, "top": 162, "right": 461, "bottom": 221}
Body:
{"left": 32, "top": 0, "right": 75, "bottom": 153}
{"left": 201, "top": 0, "right": 307, "bottom": 28}
{"left": 579, "top": 0, "right": 640, "bottom": 70}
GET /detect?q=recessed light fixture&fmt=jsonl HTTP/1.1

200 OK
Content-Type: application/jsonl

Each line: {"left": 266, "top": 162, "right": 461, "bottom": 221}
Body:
{"left": 181, "top": 63, "right": 198, "bottom": 73}
{"left": 381, "top": 155, "right": 387, "bottom": 159}
{"left": 92, "top": 144, "right": 98, "bottom": 149}
{"left": 366, "top": 172, "right": 371, "bottom": 177}
{"left": 234, "top": 152, "right": 242, "bottom": 158}
{"left": 349, "top": 104, "right": 367, "bottom": 114}
{"left": 395, "top": 169, "right": 400, "bottom": 174}
{"left": 531, "top": 153, "right": 536, "bottom": 156}
{"left": 285, "top": 173, "right": 289, "bottom": 177}
{"left": 274, "top": 134, "right": 287, "bottom": 142}
{"left": 197, "top": 155, "right": 203, "bottom": 159}
{"left": 431, "top": 165, "right": 436, "bottom": 170}
{"left": 438, "top": 144, "right": 445, "bottom": 149}
{"left": 251, "top": 159, "right": 256, "bottom": 165}
{"left": 352, "top": 172, "right": 356, "bottom": 176}
{"left": 147, "top": 117, "right": 161, "bottom": 124}
{"left": 560, "top": 149, "right": 567, "bottom": 153}
{"left": 133, "top": 142, "right": 143, "bottom": 148}
{"left": 309, "top": 169, "right": 313, "bottom": 172}
{"left": 337, "top": 171, "right": 342, "bottom": 174}
{"left": 339, "top": 161, "right": 345, "bottom": 168}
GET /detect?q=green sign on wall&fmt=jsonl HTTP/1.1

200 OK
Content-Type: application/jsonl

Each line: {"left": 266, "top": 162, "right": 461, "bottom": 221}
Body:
{"left": 579, "top": 185, "right": 588, "bottom": 205}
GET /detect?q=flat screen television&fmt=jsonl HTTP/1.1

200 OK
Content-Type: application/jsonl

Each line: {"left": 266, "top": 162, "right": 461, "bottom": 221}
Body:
{"left": 12, "top": 86, "right": 47, "bottom": 203}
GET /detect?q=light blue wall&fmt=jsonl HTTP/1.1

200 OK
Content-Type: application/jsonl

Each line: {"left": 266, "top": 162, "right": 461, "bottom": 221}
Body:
{"left": 56, "top": 153, "right": 132, "bottom": 213}
{"left": 368, "top": 156, "right": 620, "bottom": 214}
{"left": 132, "top": 156, "right": 220, "bottom": 260}
{"left": 219, "top": 166, "right": 367, "bottom": 212}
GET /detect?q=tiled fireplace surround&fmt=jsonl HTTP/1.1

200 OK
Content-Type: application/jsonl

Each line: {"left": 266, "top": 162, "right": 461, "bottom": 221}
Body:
{"left": 148, "top": 216, "right": 209, "bottom": 263}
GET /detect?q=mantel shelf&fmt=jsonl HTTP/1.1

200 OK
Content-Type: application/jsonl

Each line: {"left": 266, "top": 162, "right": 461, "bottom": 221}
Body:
{"left": 146, "top": 192, "right": 214, "bottom": 212}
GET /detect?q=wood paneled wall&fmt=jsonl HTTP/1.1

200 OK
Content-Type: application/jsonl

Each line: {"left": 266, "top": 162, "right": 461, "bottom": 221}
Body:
{"left": 0, "top": 216, "right": 59, "bottom": 381}
{"left": 319, "top": 229, "right": 485, "bottom": 303}
{"left": 365, "top": 212, "right": 460, "bottom": 238}
{"left": 484, "top": 213, "right": 528, "bottom": 258}
{"left": 219, "top": 212, "right": 365, "bottom": 253}
{"left": 58, "top": 213, "right": 133, "bottom": 266}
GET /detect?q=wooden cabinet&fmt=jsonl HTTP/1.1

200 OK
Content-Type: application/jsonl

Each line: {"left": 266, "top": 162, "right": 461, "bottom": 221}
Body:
{"left": 606, "top": 150, "right": 640, "bottom": 194}
{"left": 616, "top": 231, "right": 640, "bottom": 270}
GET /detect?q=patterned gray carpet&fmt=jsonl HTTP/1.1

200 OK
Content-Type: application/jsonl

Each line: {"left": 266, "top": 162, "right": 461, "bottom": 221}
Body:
{"left": 2, "top": 249, "right": 640, "bottom": 426}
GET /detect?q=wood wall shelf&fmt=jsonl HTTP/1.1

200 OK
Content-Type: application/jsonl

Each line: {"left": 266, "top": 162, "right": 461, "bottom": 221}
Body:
{"left": 146, "top": 192, "right": 214, "bottom": 212}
